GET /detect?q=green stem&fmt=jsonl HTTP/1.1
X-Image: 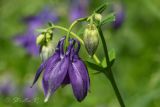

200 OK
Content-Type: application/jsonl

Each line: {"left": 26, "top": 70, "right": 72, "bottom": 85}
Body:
{"left": 66, "top": 17, "right": 87, "bottom": 48}
{"left": 48, "top": 25, "right": 100, "bottom": 64}
{"left": 98, "top": 27, "right": 125, "bottom": 107}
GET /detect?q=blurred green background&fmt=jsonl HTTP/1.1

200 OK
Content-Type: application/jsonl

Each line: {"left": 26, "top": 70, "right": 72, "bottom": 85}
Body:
{"left": 0, "top": 0, "right": 160, "bottom": 107}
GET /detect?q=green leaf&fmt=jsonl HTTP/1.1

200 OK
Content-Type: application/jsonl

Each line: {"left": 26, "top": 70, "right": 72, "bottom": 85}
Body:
{"left": 100, "top": 13, "right": 115, "bottom": 26}
{"left": 94, "top": 3, "right": 107, "bottom": 14}
{"left": 101, "top": 49, "right": 116, "bottom": 68}
{"left": 85, "top": 61, "right": 105, "bottom": 72}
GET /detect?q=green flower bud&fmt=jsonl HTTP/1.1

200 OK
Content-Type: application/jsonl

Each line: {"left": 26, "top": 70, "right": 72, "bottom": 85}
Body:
{"left": 40, "top": 41, "right": 54, "bottom": 61}
{"left": 46, "top": 32, "right": 52, "bottom": 42}
{"left": 83, "top": 24, "right": 99, "bottom": 56}
{"left": 36, "top": 34, "right": 45, "bottom": 45}
{"left": 94, "top": 13, "right": 102, "bottom": 22}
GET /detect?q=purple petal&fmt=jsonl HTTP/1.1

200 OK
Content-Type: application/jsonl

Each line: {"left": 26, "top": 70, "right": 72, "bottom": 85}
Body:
{"left": 31, "top": 62, "right": 46, "bottom": 87}
{"left": 68, "top": 39, "right": 90, "bottom": 101}
{"left": 69, "top": 55, "right": 90, "bottom": 102}
{"left": 42, "top": 37, "right": 67, "bottom": 99}
{"left": 42, "top": 77, "right": 49, "bottom": 97}
{"left": 43, "top": 37, "right": 65, "bottom": 81}
{"left": 42, "top": 53, "right": 61, "bottom": 97}
{"left": 32, "top": 37, "right": 65, "bottom": 88}
{"left": 61, "top": 72, "right": 70, "bottom": 85}
{"left": 43, "top": 56, "right": 69, "bottom": 102}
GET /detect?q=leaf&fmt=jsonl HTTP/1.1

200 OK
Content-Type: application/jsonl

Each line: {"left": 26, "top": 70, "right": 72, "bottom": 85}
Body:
{"left": 85, "top": 61, "right": 105, "bottom": 72}
{"left": 94, "top": 3, "right": 108, "bottom": 14}
{"left": 100, "top": 13, "right": 115, "bottom": 26}
{"left": 101, "top": 49, "right": 116, "bottom": 68}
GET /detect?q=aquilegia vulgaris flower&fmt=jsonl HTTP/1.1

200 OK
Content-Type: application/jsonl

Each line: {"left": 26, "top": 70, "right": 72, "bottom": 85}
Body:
{"left": 31, "top": 37, "right": 90, "bottom": 102}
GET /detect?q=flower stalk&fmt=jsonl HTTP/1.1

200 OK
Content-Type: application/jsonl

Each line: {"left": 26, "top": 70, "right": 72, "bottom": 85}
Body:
{"left": 66, "top": 17, "right": 87, "bottom": 48}
{"left": 98, "top": 27, "right": 125, "bottom": 107}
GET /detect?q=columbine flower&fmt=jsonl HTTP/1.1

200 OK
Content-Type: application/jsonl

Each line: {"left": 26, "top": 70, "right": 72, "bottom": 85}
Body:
{"left": 31, "top": 37, "right": 90, "bottom": 102}
{"left": 69, "top": 0, "right": 89, "bottom": 22}
{"left": 112, "top": 2, "right": 125, "bottom": 29}
{"left": 14, "top": 7, "right": 58, "bottom": 56}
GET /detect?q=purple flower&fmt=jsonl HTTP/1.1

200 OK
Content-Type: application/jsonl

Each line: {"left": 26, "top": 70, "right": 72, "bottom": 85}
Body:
{"left": 0, "top": 81, "right": 15, "bottom": 97}
{"left": 112, "top": 3, "right": 125, "bottom": 29}
{"left": 69, "top": 0, "right": 89, "bottom": 22}
{"left": 31, "top": 37, "right": 90, "bottom": 102}
{"left": 14, "top": 30, "right": 40, "bottom": 56}
{"left": 14, "top": 7, "right": 58, "bottom": 56}
{"left": 23, "top": 84, "right": 37, "bottom": 100}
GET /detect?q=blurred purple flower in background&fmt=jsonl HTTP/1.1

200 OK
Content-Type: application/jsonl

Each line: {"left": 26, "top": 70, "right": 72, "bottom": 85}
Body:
{"left": 69, "top": 0, "right": 89, "bottom": 22}
{"left": 112, "top": 2, "right": 125, "bottom": 29}
{"left": 31, "top": 37, "right": 90, "bottom": 102}
{"left": 23, "top": 84, "right": 37, "bottom": 100}
{"left": 0, "top": 80, "right": 16, "bottom": 97}
{"left": 14, "top": 7, "right": 59, "bottom": 56}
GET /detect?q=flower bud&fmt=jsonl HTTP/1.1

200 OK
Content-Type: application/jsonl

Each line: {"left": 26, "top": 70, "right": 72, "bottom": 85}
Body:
{"left": 94, "top": 13, "right": 102, "bottom": 22}
{"left": 40, "top": 41, "right": 54, "bottom": 61}
{"left": 46, "top": 32, "right": 52, "bottom": 42}
{"left": 36, "top": 34, "right": 45, "bottom": 45}
{"left": 83, "top": 24, "right": 99, "bottom": 56}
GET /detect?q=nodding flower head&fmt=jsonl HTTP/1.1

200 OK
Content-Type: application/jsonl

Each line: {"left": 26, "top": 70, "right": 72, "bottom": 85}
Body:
{"left": 13, "top": 7, "right": 58, "bottom": 56}
{"left": 31, "top": 36, "right": 90, "bottom": 102}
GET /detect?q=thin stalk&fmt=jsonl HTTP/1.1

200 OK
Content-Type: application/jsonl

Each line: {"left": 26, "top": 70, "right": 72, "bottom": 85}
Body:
{"left": 66, "top": 17, "right": 87, "bottom": 48}
{"left": 98, "top": 27, "right": 125, "bottom": 107}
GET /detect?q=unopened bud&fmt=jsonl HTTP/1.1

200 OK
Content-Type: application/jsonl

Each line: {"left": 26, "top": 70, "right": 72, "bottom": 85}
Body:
{"left": 36, "top": 34, "right": 45, "bottom": 45}
{"left": 94, "top": 13, "right": 102, "bottom": 22}
{"left": 46, "top": 33, "right": 52, "bottom": 42}
{"left": 83, "top": 24, "right": 99, "bottom": 56}
{"left": 40, "top": 41, "right": 54, "bottom": 61}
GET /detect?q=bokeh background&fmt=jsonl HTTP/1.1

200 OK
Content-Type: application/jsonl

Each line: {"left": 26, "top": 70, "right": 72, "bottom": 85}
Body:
{"left": 0, "top": 0, "right": 160, "bottom": 107}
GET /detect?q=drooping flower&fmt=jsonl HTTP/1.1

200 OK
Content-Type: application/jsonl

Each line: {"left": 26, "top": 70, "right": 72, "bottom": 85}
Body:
{"left": 69, "top": 0, "right": 89, "bottom": 22}
{"left": 31, "top": 37, "right": 90, "bottom": 102}
{"left": 14, "top": 7, "right": 58, "bottom": 56}
{"left": 112, "top": 2, "right": 125, "bottom": 29}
